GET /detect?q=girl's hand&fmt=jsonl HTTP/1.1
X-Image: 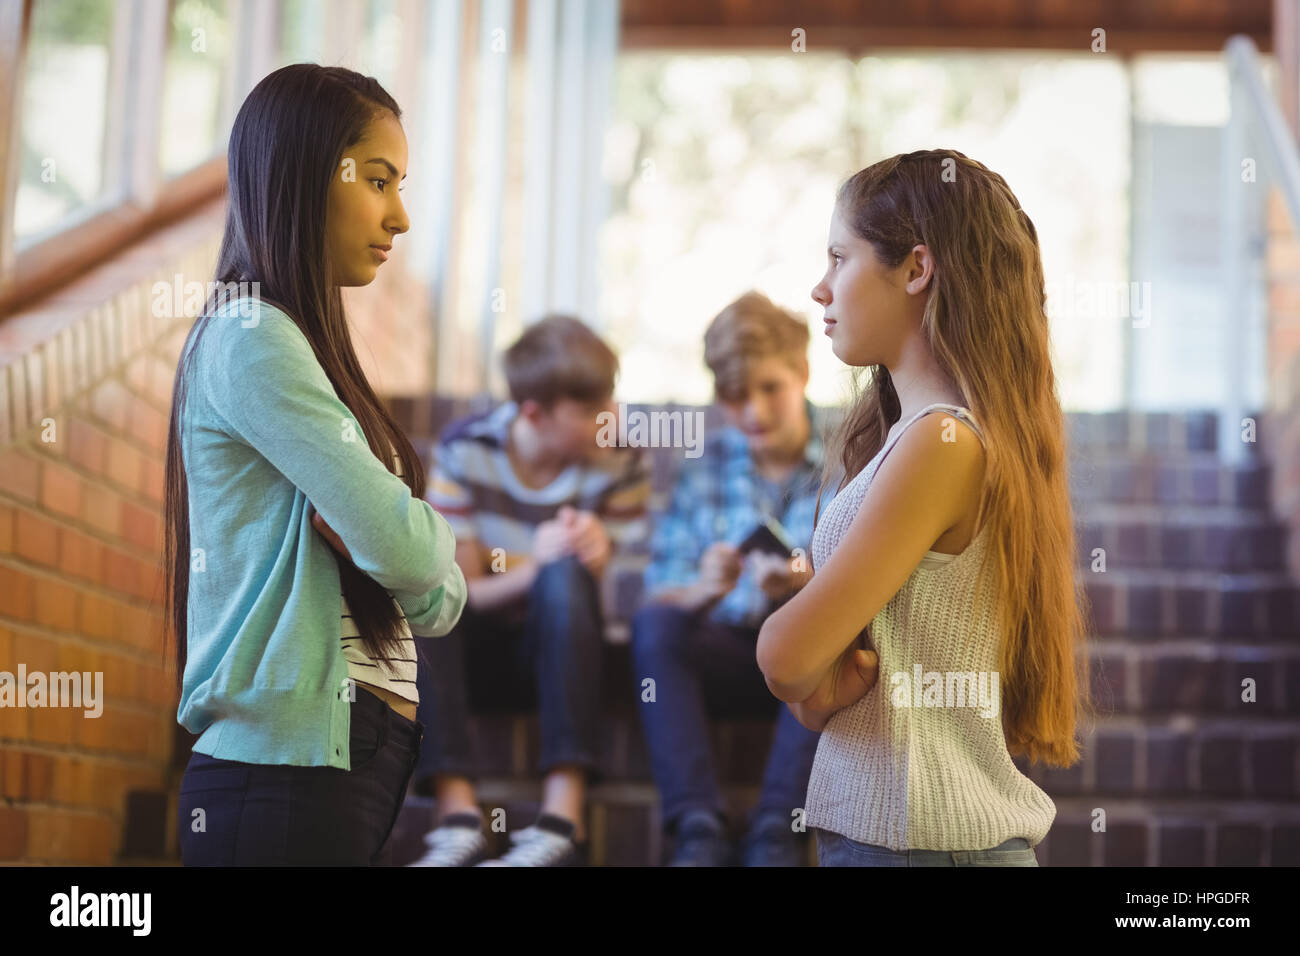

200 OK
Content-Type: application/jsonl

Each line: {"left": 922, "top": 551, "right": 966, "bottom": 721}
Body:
{"left": 789, "top": 643, "right": 879, "bottom": 732}
{"left": 309, "top": 503, "right": 353, "bottom": 563}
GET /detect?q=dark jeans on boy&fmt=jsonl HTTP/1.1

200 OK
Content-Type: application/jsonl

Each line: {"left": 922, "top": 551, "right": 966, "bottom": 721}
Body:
{"left": 630, "top": 602, "right": 821, "bottom": 836}
{"left": 412, "top": 554, "right": 604, "bottom": 790}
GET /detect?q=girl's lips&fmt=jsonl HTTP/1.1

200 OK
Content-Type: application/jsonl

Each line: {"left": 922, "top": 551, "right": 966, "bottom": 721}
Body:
{"left": 370, "top": 246, "right": 389, "bottom": 262}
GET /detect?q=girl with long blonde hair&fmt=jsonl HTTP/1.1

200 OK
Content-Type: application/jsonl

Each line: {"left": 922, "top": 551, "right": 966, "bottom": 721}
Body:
{"left": 756, "top": 149, "right": 1094, "bottom": 866}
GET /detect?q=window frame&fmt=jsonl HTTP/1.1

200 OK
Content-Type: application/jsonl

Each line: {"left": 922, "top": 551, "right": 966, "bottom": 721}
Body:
{"left": 0, "top": 0, "right": 278, "bottom": 319}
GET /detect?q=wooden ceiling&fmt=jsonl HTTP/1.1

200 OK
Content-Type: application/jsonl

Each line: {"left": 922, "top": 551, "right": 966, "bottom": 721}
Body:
{"left": 619, "top": 0, "right": 1273, "bottom": 53}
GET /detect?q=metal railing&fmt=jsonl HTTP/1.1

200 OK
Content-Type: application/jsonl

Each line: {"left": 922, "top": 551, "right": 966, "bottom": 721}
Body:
{"left": 1222, "top": 36, "right": 1300, "bottom": 463}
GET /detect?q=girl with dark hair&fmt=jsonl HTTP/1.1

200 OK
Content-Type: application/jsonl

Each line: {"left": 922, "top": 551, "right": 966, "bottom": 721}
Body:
{"left": 165, "top": 64, "right": 466, "bottom": 866}
{"left": 757, "top": 149, "right": 1094, "bottom": 866}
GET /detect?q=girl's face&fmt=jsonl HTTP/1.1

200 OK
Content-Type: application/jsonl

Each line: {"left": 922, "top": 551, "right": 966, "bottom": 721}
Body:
{"left": 326, "top": 110, "right": 410, "bottom": 287}
{"left": 810, "top": 206, "right": 932, "bottom": 367}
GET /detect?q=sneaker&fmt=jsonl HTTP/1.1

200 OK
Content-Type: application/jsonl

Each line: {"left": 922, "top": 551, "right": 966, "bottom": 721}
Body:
{"left": 740, "top": 812, "right": 804, "bottom": 867}
{"left": 405, "top": 812, "right": 491, "bottom": 867}
{"left": 475, "top": 813, "right": 585, "bottom": 867}
{"left": 668, "top": 809, "right": 731, "bottom": 867}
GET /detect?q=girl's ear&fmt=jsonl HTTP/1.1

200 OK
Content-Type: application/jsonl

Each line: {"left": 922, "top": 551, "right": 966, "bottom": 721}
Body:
{"left": 904, "top": 244, "right": 934, "bottom": 296}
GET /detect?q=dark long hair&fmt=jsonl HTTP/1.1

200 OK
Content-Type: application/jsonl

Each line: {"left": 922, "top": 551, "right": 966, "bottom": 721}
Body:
{"left": 164, "top": 64, "right": 426, "bottom": 691}
{"left": 813, "top": 149, "right": 1092, "bottom": 767}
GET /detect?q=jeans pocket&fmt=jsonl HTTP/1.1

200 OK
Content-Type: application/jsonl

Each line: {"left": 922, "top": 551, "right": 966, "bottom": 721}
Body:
{"left": 348, "top": 703, "right": 386, "bottom": 773}
{"left": 816, "top": 829, "right": 907, "bottom": 867}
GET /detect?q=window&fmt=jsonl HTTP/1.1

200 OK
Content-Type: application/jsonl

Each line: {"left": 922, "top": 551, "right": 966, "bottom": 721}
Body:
{"left": 14, "top": 0, "right": 121, "bottom": 245}
{"left": 599, "top": 50, "right": 1132, "bottom": 411}
{"left": 158, "top": 0, "right": 233, "bottom": 176}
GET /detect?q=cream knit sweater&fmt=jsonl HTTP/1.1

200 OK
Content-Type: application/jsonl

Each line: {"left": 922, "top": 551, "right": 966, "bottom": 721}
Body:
{"left": 804, "top": 403, "right": 1056, "bottom": 851}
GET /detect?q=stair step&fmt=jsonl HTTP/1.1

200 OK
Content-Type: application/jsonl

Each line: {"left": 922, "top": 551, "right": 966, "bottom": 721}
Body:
{"left": 1068, "top": 454, "right": 1270, "bottom": 508}
{"left": 1041, "top": 798, "right": 1300, "bottom": 865}
{"left": 1083, "top": 571, "right": 1300, "bottom": 638}
{"left": 1075, "top": 506, "right": 1288, "bottom": 572}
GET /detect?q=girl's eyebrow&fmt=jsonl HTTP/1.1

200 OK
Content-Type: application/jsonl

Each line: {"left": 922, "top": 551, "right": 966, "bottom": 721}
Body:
{"left": 365, "top": 157, "right": 407, "bottom": 181}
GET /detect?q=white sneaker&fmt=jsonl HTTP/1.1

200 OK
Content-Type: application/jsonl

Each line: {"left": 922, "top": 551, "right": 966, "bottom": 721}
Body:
{"left": 475, "top": 814, "right": 582, "bottom": 867}
{"left": 406, "top": 817, "right": 490, "bottom": 867}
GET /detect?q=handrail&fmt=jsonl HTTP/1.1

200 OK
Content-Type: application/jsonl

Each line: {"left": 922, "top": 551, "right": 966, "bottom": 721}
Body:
{"left": 1220, "top": 36, "right": 1300, "bottom": 463}
{"left": 1225, "top": 36, "right": 1300, "bottom": 231}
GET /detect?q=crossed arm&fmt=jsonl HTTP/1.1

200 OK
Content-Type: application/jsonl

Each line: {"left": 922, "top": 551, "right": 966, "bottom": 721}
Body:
{"left": 755, "top": 413, "right": 987, "bottom": 727}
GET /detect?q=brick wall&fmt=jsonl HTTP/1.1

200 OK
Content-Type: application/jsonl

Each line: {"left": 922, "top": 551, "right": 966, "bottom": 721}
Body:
{"left": 0, "top": 216, "right": 226, "bottom": 864}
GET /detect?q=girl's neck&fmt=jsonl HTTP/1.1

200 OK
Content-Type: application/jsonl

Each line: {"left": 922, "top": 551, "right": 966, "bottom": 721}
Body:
{"left": 888, "top": 342, "right": 966, "bottom": 424}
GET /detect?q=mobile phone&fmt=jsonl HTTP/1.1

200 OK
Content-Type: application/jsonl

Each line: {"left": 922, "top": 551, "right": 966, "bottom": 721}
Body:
{"left": 737, "top": 515, "right": 796, "bottom": 557}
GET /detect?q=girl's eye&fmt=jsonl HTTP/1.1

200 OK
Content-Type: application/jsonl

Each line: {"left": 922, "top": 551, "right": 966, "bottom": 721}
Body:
{"left": 372, "top": 178, "right": 388, "bottom": 192}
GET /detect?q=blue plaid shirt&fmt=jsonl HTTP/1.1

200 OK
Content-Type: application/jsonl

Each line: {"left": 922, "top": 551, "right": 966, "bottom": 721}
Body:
{"left": 644, "top": 399, "right": 833, "bottom": 628}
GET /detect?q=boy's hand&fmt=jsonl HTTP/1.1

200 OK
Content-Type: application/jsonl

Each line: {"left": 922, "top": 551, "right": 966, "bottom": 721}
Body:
{"left": 559, "top": 507, "right": 610, "bottom": 576}
{"left": 698, "top": 542, "right": 742, "bottom": 598}
{"left": 532, "top": 517, "right": 572, "bottom": 565}
{"left": 749, "top": 551, "right": 803, "bottom": 599}
{"left": 309, "top": 503, "right": 353, "bottom": 563}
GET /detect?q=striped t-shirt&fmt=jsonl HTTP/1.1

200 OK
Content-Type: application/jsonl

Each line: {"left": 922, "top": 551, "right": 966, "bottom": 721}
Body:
{"left": 340, "top": 447, "right": 418, "bottom": 704}
{"left": 425, "top": 401, "right": 650, "bottom": 593}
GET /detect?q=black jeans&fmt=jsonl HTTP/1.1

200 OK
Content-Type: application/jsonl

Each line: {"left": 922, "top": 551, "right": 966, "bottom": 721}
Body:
{"left": 412, "top": 555, "right": 605, "bottom": 788}
{"left": 177, "top": 686, "right": 423, "bottom": 866}
{"left": 630, "top": 602, "right": 822, "bottom": 833}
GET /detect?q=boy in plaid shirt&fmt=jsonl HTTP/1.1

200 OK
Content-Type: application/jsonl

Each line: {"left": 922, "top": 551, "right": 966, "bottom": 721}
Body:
{"left": 633, "top": 292, "right": 832, "bottom": 866}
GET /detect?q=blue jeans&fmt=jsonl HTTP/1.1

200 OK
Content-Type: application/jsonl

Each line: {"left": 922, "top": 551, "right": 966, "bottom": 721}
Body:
{"left": 630, "top": 603, "right": 821, "bottom": 832}
{"left": 815, "top": 829, "right": 1040, "bottom": 866}
{"left": 177, "top": 686, "right": 423, "bottom": 866}
{"left": 412, "top": 555, "right": 605, "bottom": 787}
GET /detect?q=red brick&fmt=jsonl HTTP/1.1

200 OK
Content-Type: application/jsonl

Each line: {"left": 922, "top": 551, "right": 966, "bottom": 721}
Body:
{"left": 65, "top": 416, "right": 109, "bottom": 475}
{"left": 0, "top": 448, "right": 40, "bottom": 503}
{"left": 39, "top": 462, "right": 82, "bottom": 519}
{"left": 77, "top": 591, "right": 118, "bottom": 641}
{"left": 19, "top": 751, "right": 55, "bottom": 801}
{"left": 0, "top": 501, "right": 12, "bottom": 553}
{"left": 0, "top": 807, "right": 28, "bottom": 860}
{"left": 58, "top": 527, "right": 103, "bottom": 583}
{"left": 0, "top": 565, "right": 37, "bottom": 622}
{"left": 140, "top": 460, "right": 164, "bottom": 504}
{"left": 34, "top": 576, "right": 79, "bottom": 632}
{"left": 121, "top": 500, "right": 161, "bottom": 554}
{"left": 89, "top": 380, "right": 131, "bottom": 433}
{"left": 129, "top": 396, "right": 168, "bottom": 454}
{"left": 27, "top": 809, "right": 115, "bottom": 863}
{"left": 13, "top": 508, "right": 60, "bottom": 567}
{"left": 106, "top": 438, "right": 144, "bottom": 494}
{"left": 81, "top": 482, "right": 121, "bottom": 536}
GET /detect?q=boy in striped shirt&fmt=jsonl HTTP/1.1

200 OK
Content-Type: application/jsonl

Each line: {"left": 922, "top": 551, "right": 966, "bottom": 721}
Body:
{"left": 408, "top": 315, "right": 649, "bottom": 867}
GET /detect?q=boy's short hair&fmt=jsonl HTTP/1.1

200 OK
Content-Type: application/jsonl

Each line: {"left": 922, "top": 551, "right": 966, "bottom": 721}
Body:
{"left": 503, "top": 314, "right": 618, "bottom": 408}
{"left": 703, "top": 291, "right": 810, "bottom": 402}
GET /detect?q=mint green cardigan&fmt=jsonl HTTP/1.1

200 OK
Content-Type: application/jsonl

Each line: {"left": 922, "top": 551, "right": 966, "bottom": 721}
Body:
{"left": 176, "top": 297, "right": 465, "bottom": 769}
